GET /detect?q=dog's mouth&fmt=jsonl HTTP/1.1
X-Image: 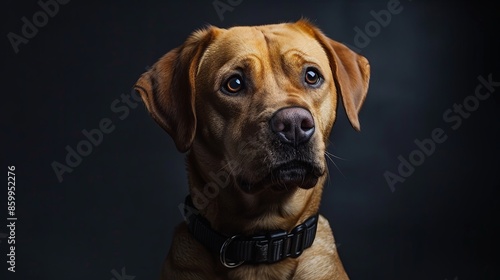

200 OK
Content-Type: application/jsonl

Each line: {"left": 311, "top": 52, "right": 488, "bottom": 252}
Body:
{"left": 237, "top": 160, "right": 323, "bottom": 194}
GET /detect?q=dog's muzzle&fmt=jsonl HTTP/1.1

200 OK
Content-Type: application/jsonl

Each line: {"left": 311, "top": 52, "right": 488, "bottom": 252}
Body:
{"left": 269, "top": 107, "right": 319, "bottom": 191}
{"left": 271, "top": 160, "right": 320, "bottom": 191}
{"left": 236, "top": 107, "right": 323, "bottom": 193}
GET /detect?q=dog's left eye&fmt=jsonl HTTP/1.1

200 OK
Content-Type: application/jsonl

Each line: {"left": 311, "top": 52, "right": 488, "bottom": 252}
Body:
{"left": 304, "top": 68, "right": 322, "bottom": 86}
{"left": 222, "top": 75, "right": 244, "bottom": 95}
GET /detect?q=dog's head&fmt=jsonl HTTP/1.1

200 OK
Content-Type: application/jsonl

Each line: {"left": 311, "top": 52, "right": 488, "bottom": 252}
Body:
{"left": 135, "top": 19, "right": 369, "bottom": 196}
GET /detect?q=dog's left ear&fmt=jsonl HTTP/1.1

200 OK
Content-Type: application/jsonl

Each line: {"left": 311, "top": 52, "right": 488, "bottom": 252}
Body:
{"left": 134, "top": 27, "right": 218, "bottom": 152}
{"left": 296, "top": 20, "right": 370, "bottom": 131}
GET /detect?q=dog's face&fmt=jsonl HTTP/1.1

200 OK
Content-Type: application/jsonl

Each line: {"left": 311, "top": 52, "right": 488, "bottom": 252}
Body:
{"left": 135, "top": 20, "right": 369, "bottom": 198}
{"left": 195, "top": 24, "right": 340, "bottom": 194}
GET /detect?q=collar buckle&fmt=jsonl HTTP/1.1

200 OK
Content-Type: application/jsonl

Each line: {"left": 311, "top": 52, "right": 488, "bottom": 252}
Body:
{"left": 258, "top": 230, "right": 288, "bottom": 263}
{"left": 220, "top": 235, "right": 245, "bottom": 268}
{"left": 289, "top": 223, "right": 307, "bottom": 257}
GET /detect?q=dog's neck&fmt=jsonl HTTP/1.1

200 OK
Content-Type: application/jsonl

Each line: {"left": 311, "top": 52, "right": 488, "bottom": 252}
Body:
{"left": 185, "top": 151, "right": 324, "bottom": 236}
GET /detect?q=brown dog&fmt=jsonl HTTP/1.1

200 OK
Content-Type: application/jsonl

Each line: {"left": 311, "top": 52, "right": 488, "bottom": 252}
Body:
{"left": 135, "top": 19, "right": 369, "bottom": 280}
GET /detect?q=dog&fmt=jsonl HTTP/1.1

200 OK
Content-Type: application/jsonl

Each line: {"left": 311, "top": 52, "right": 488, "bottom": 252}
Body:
{"left": 135, "top": 19, "right": 369, "bottom": 280}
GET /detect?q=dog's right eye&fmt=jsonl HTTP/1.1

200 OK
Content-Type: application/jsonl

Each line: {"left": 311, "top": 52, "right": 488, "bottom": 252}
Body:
{"left": 222, "top": 75, "right": 244, "bottom": 95}
{"left": 304, "top": 68, "right": 322, "bottom": 87}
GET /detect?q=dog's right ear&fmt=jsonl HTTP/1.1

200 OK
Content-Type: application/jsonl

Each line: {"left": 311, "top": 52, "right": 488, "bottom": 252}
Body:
{"left": 134, "top": 27, "right": 218, "bottom": 152}
{"left": 294, "top": 19, "right": 370, "bottom": 131}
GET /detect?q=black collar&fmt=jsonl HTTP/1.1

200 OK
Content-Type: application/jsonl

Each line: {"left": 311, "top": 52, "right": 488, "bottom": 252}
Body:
{"left": 183, "top": 195, "right": 319, "bottom": 268}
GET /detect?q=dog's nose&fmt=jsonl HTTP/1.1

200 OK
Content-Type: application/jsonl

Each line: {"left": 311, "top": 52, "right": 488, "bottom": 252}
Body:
{"left": 270, "top": 107, "right": 315, "bottom": 146}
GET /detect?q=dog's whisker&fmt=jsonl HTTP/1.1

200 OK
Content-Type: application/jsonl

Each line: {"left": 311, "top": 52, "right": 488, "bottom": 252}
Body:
{"left": 325, "top": 151, "right": 347, "bottom": 161}
{"left": 325, "top": 166, "right": 333, "bottom": 188}
{"left": 325, "top": 152, "right": 346, "bottom": 179}
{"left": 239, "top": 139, "right": 260, "bottom": 152}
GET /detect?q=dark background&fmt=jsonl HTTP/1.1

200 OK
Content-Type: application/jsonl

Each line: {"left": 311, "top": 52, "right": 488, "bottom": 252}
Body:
{"left": 1, "top": 0, "right": 499, "bottom": 279}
